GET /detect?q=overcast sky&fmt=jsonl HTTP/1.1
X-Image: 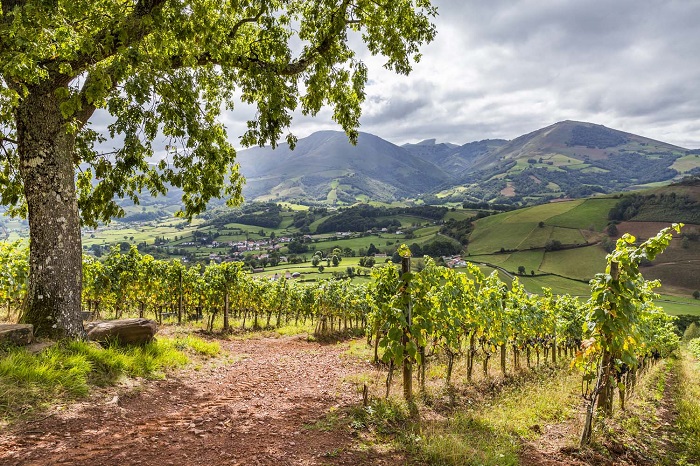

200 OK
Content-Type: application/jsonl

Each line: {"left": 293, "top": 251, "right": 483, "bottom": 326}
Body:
{"left": 219, "top": 0, "right": 700, "bottom": 149}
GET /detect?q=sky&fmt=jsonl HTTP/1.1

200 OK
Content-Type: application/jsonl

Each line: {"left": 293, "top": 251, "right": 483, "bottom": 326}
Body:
{"left": 219, "top": 0, "right": 700, "bottom": 149}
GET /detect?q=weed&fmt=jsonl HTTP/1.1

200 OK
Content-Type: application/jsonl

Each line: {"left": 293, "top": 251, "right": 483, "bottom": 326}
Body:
{"left": 350, "top": 398, "right": 410, "bottom": 435}
{"left": 342, "top": 339, "right": 373, "bottom": 361}
{"left": 0, "top": 335, "right": 216, "bottom": 421}
{"left": 305, "top": 406, "right": 343, "bottom": 432}
{"left": 169, "top": 335, "right": 220, "bottom": 357}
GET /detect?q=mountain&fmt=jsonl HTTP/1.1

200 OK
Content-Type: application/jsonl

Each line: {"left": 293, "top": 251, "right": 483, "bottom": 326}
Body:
{"left": 236, "top": 131, "right": 452, "bottom": 204}
{"left": 403, "top": 138, "right": 507, "bottom": 173}
{"left": 89, "top": 121, "right": 700, "bottom": 211}
{"left": 235, "top": 121, "right": 700, "bottom": 205}
{"left": 435, "top": 120, "right": 698, "bottom": 204}
{"left": 401, "top": 139, "right": 459, "bottom": 166}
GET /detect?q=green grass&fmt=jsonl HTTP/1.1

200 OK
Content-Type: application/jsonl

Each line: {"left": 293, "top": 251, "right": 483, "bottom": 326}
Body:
{"left": 468, "top": 202, "right": 587, "bottom": 255}
{"left": 519, "top": 274, "right": 592, "bottom": 296}
{"left": 539, "top": 245, "right": 608, "bottom": 281}
{"left": 511, "top": 225, "right": 587, "bottom": 250}
{"left": 656, "top": 295, "right": 700, "bottom": 316}
{"left": 595, "top": 355, "right": 700, "bottom": 465}
{"left": 501, "top": 250, "right": 545, "bottom": 275}
{"left": 444, "top": 209, "right": 479, "bottom": 221}
{"left": 469, "top": 220, "right": 536, "bottom": 254}
{"left": 414, "top": 367, "right": 581, "bottom": 465}
{"left": 412, "top": 225, "right": 440, "bottom": 236}
{"left": 342, "top": 339, "right": 374, "bottom": 361}
{"left": 516, "top": 225, "right": 553, "bottom": 249}
{"left": 350, "top": 397, "right": 410, "bottom": 436}
{"left": 674, "top": 349, "right": 700, "bottom": 463}
{"left": 550, "top": 227, "right": 587, "bottom": 245}
{"left": 503, "top": 200, "right": 582, "bottom": 224}
{"left": 0, "top": 335, "right": 219, "bottom": 421}
{"left": 305, "top": 235, "right": 400, "bottom": 253}
{"left": 546, "top": 198, "right": 619, "bottom": 230}
{"left": 169, "top": 335, "right": 221, "bottom": 357}
{"left": 671, "top": 154, "right": 700, "bottom": 173}
{"left": 465, "top": 253, "right": 509, "bottom": 266}
{"left": 277, "top": 202, "right": 310, "bottom": 211}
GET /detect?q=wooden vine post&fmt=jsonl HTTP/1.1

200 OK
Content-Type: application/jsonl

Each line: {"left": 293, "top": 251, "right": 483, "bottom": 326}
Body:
{"left": 178, "top": 267, "right": 183, "bottom": 325}
{"left": 401, "top": 251, "right": 413, "bottom": 401}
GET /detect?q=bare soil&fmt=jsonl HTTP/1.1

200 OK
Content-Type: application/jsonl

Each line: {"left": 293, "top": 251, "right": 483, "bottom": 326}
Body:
{"left": 1, "top": 334, "right": 685, "bottom": 466}
{"left": 0, "top": 334, "right": 402, "bottom": 466}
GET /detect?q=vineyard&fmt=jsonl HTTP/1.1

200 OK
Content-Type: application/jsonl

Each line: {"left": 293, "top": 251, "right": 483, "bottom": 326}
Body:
{"left": 1, "top": 224, "right": 698, "bottom": 466}
{"left": 2, "top": 226, "right": 688, "bottom": 430}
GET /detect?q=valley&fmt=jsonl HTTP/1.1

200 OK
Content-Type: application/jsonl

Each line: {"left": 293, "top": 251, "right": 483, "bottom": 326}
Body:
{"left": 57, "top": 177, "right": 698, "bottom": 316}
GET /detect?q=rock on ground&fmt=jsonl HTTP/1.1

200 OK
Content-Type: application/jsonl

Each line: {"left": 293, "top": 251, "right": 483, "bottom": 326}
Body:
{"left": 86, "top": 318, "right": 158, "bottom": 345}
{"left": 0, "top": 324, "right": 33, "bottom": 347}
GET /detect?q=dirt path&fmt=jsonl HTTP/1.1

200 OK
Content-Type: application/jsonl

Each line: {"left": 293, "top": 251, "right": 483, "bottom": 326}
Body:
{"left": 0, "top": 335, "right": 402, "bottom": 466}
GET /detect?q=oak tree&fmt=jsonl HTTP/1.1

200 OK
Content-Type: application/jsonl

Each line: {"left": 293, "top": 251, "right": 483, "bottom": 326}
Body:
{"left": 0, "top": 0, "right": 436, "bottom": 337}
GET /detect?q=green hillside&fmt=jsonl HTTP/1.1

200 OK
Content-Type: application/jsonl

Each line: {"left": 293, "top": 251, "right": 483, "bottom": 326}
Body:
{"left": 437, "top": 121, "right": 699, "bottom": 205}
{"left": 465, "top": 192, "right": 700, "bottom": 298}
{"left": 70, "top": 180, "right": 700, "bottom": 304}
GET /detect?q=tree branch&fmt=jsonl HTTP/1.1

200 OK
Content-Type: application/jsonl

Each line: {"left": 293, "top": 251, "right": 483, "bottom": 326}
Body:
{"left": 74, "top": 0, "right": 353, "bottom": 129}
{"left": 169, "top": 1, "right": 352, "bottom": 77}
{"left": 229, "top": 8, "right": 266, "bottom": 40}
{"left": 68, "top": 0, "right": 168, "bottom": 71}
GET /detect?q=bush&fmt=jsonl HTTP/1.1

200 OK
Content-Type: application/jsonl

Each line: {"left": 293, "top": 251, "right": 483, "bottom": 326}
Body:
{"left": 689, "top": 338, "right": 700, "bottom": 360}
{"left": 544, "top": 239, "right": 563, "bottom": 251}
{"left": 683, "top": 322, "right": 700, "bottom": 341}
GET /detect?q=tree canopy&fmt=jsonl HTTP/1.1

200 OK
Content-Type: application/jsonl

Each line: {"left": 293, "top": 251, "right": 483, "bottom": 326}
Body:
{"left": 0, "top": 0, "right": 437, "bottom": 338}
{"left": 1, "top": 0, "right": 436, "bottom": 224}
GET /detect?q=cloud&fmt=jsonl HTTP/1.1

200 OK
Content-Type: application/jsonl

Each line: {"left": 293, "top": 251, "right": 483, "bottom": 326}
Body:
{"left": 337, "top": 0, "right": 700, "bottom": 148}
{"left": 88, "top": 1, "right": 700, "bottom": 151}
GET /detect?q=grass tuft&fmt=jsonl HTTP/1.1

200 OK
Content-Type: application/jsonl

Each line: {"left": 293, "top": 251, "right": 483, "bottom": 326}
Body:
{"left": 413, "top": 368, "right": 579, "bottom": 465}
{"left": 350, "top": 398, "right": 410, "bottom": 435}
{"left": 0, "top": 335, "right": 218, "bottom": 421}
{"left": 168, "top": 335, "right": 221, "bottom": 357}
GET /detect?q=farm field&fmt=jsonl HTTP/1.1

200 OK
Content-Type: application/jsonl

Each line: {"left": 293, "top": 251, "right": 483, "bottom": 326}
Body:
{"left": 538, "top": 245, "right": 608, "bottom": 281}
{"left": 467, "top": 199, "right": 600, "bottom": 255}
{"left": 518, "top": 273, "right": 592, "bottom": 296}
{"left": 74, "top": 198, "right": 700, "bottom": 300}
{"left": 500, "top": 250, "right": 545, "bottom": 275}
{"left": 546, "top": 198, "right": 619, "bottom": 230}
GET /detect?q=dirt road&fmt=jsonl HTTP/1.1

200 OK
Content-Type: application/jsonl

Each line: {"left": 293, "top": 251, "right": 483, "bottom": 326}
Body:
{"left": 0, "top": 335, "right": 401, "bottom": 466}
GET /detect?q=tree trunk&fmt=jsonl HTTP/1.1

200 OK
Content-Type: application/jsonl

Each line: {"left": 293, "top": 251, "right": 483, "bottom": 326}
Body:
{"left": 17, "top": 86, "right": 84, "bottom": 339}
{"left": 526, "top": 347, "right": 531, "bottom": 368}
{"left": 419, "top": 345, "right": 426, "bottom": 393}
{"left": 467, "top": 332, "right": 475, "bottom": 382}
{"left": 446, "top": 351, "right": 454, "bottom": 387}
{"left": 401, "top": 256, "right": 412, "bottom": 401}
{"left": 373, "top": 328, "right": 380, "bottom": 364}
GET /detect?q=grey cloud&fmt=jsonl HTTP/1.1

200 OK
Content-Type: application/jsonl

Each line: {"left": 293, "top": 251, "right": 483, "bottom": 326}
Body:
{"left": 85, "top": 0, "right": 700, "bottom": 151}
